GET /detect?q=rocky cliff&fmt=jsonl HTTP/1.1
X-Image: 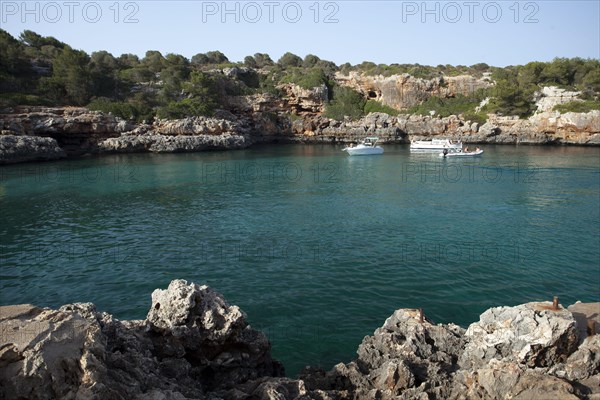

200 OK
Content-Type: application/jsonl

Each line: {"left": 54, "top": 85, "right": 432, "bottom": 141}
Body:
{"left": 1, "top": 279, "right": 598, "bottom": 400}
{"left": 335, "top": 72, "right": 493, "bottom": 110}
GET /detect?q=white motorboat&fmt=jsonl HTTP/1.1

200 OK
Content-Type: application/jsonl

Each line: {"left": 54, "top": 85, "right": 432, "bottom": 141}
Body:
{"left": 410, "top": 138, "right": 462, "bottom": 151}
{"left": 439, "top": 148, "right": 484, "bottom": 157}
{"left": 342, "top": 137, "right": 384, "bottom": 156}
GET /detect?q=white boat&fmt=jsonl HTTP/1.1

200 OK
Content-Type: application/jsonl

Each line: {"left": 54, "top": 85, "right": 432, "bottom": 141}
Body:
{"left": 439, "top": 149, "right": 484, "bottom": 157}
{"left": 410, "top": 138, "right": 462, "bottom": 151}
{"left": 342, "top": 137, "right": 384, "bottom": 156}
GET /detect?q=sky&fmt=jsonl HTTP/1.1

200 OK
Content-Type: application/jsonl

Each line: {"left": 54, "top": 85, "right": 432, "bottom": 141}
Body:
{"left": 1, "top": 0, "right": 599, "bottom": 67}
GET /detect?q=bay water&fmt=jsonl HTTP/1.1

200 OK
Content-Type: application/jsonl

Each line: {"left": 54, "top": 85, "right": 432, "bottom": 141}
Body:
{"left": 1, "top": 144, "right": 599, "bottom": 375}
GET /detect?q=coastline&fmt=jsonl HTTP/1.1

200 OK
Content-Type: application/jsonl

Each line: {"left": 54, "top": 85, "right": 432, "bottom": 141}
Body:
{"left": 1, "top": 279, "right": 599, "bottom": 400}
{"left": 1, "top": 106, "right": 599, "bottom": 165}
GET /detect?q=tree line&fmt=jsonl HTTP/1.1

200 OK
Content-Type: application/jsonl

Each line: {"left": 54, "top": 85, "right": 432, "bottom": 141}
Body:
{"left": 1, "top": 29, "right": 598, "bottom": 122}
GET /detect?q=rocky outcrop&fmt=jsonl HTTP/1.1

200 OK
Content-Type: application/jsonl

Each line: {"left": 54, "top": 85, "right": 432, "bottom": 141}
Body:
{"left": 0, "top": 280, "right": 282, "bottom": 400}
{"left": 459, "top": 302, "right": 579, "bottom": 370}
{"left": 534, "top": 86, "right": 582, "bottom": 113}
{"left": 0, "top": 109, "right": 262, "bottom": 162}
{"left": 1, "top": 280, "right": 598, "bottom": 400}
{"left": 0, "top": 134, "right": 66, "bottom": 164}
{"left": 335, "top": 72, "right": 493, "bottom": 110}
{"left": 0, "top": 106, "right": 131, "bottom": 136}
{"left": 290, "top": 112, "right": 408, "bottom": 143}
{"left": 291, "top": 301, "right": 598, "bottom": 400}
{"left": 279, "top": 84, "right": 329, "bottom": 114}
{"left": 99, "top": 133, "right": 250, "bottom": 153}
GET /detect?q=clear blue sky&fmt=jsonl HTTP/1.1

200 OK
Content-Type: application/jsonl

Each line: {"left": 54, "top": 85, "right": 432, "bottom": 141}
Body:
{"left": 1, "top": 1, "right": 598, "bottom": 66}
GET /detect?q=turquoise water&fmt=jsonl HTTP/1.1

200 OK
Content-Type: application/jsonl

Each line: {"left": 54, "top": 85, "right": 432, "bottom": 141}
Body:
{"left": 1, "top": 144, "right": 599, "bottom": 375}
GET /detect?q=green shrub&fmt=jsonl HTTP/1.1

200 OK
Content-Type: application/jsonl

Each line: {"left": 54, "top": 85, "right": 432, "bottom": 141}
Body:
{"left": 156, "top": 98, "right": 215, "bottom": 119}
{"left": 281, "top": 67, "right": 329, "bottom": 89}
{"left": 553, "top": 101, "right": 600, "bottom": 113}
{"left": 0, "top": 92, "right": 51, "bottom": 107}
{"left": 461, "top": 111, "right": 488, "bottom": 125}
{"left": 364, "top": 100, "right": 398, "bottom": 115}
{"left": 407, "top": 92, "right": 486, "bottom": 117}
{"left": 324, "top": 86, "right": 365, "bottom": 120}
{"left": 88, "top": 98, "right": 154, "bottom": 122}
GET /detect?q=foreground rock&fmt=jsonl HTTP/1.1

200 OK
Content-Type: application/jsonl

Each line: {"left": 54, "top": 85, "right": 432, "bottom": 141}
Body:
{"left": 1, "top": 281, "right": 598, "bottom": 399}
{"left": 0, "top": 280, "right": 282, "bottom": 399}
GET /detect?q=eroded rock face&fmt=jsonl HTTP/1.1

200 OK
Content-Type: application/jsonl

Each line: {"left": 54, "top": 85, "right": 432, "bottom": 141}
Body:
{"left": 0, "top": 106, "right": 130, "bottom": 136}
{"left": 146, "top": 280, "right": 283, "bottom": 389}
{"left": 99, "top": 133, "right": 250, "bottom": 153}
{"left": 0, "top": 279, "right": 283, "bottom": 400}
{"left": 335, "top": 72, "right": 492, "bottom": 110}
{"left": 459, "top": 301, "right": 579, "bottom": 370}
{"left": 279, "top": 83, "right": 329, "bottom": 114}
{"left": 0, "top": 134, "right": 66, "bottom": 164}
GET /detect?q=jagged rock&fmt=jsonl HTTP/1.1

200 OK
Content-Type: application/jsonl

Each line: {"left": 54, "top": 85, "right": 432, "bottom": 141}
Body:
{"left": 549, "top": 335, "right": 600, "bottom": 381}
{"left": 295, "top": 308, "right": 466, "bottom": 400}
{"left": 0, "top": 280, "right": 283, "bottom": 400}
{"left": 0, "top": 134, "right": 66, "bottom": 164}
{"left": 459, "top": 301, "right": 579, "bottom": 370}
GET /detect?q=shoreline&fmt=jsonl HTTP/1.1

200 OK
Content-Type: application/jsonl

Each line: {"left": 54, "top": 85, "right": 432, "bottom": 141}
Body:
{"left": 1, "top": 279, "right": 598, "bottom": 399}
{"left": 1, "top": 106, "right": 599, "bottom": 165}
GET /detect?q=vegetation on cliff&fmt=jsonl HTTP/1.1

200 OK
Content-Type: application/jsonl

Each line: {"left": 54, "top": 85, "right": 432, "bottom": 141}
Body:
{"left": 1, "top": 29, "right": 599, "bottom": 123}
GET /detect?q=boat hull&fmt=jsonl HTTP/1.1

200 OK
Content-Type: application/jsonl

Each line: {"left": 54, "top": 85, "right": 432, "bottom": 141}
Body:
{"left": 410, "top": 139, "right": 462, "bottom": 150}
{"left": 439, "top": 149, "right": 484, "bottom": 157}
{"left": 344, "top": 146, "right": 384, "bottom": 156}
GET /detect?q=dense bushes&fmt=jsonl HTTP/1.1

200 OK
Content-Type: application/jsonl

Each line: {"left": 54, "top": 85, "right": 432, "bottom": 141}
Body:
{"left": 281, "top": 67, "right": 330, "bottom": 89}
{"left": 324, "top": 87, "right": 403, "bottom": 120}
{"left": 324, "top": 86, "right": 365, "bottom": 120}
{"left": 407, "top": 91, "right": 488, "bottom": 119}
{"left": 87, "top": 98, "right": 154, "bottom": 122}
{"left": 553, "top": 101, "right": 600, "bottom": 113}
{"left": 363, "top": 100, "right": 399, "bottom": 116}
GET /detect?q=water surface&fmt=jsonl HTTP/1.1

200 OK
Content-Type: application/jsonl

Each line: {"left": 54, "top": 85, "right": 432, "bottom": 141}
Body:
{"left": 1, "top": 144, "right": 599, "bottom": 375}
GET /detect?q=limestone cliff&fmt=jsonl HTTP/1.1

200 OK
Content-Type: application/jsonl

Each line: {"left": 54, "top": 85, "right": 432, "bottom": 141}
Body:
{"left": 335, "top": 71, "right": 493, "bottom": 110}
{"left": 1, "top": 279, "right": 598, "bottom": 400}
